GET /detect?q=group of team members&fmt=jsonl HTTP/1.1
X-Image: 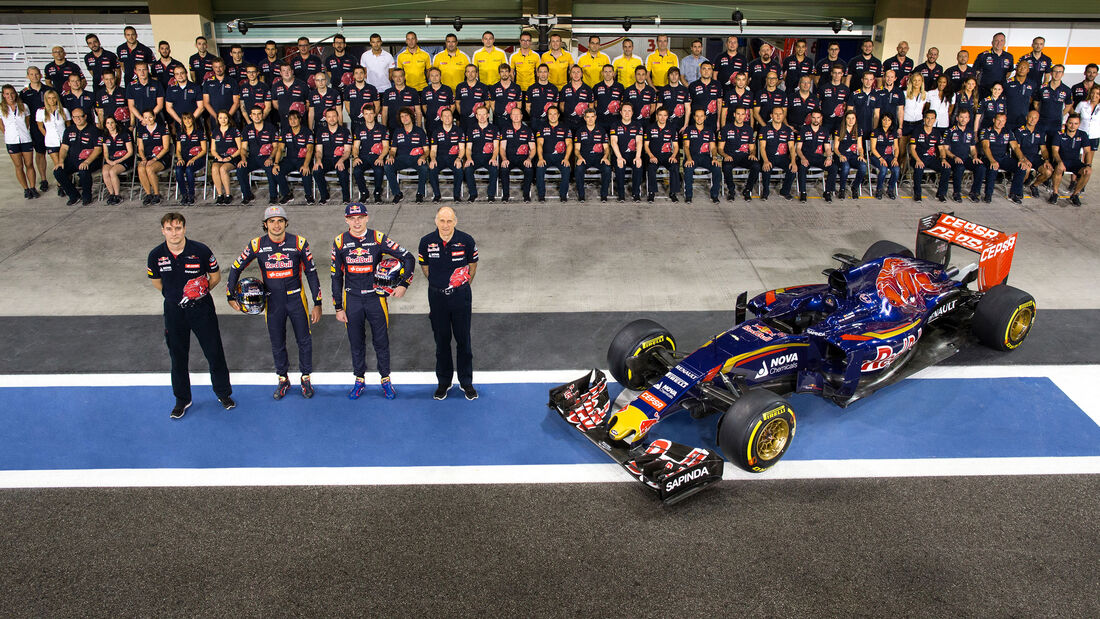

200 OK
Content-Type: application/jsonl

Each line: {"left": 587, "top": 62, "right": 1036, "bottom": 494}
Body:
{"left": 148, "top": 203, "right": 479, "bottom": 418}
{"left": 2, "top": 28, "right": 1098, "bottom": 205}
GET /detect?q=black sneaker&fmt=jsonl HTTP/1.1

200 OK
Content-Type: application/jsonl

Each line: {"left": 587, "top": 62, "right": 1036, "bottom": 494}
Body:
{"left": 142, "top": 194, "right": 152, "bottom": 205}
{"left": 983, "top": 195, "right": 992, "bottom": 203}
{"left": 887, "top": 190, "right": 897, "bottom": 200}
{"left": 617, "top": 195, "right": 625, "bottom": 203}
{"left": 914, "top": 195, "right": 922, "bottom": 203}
{"left": 824, "top": 192, "right": 832, "bottom": 203}
{"left": 711, "top": 196, "right": 719, "bottom": 203}
{"left": 837, "top": 187, "right": 846, "bottom": 199}
{"left": 683, "top": 196, "right": 691, "bottom": 203}
{"left": 392, "top": 193, "right": 403, "bottom": 204}
{"left": 632, "top": 194, "right": 641, "bottom": 202}
{"left": 301, "top": 375, "right": 314, "bottom": 398}
{"left": 82, "top": 198, "right": 93, "bottom": 206}
{"left": 799, "top": 192, "right": 807, "bottom": 202}
{"left": 66, "top": 196, "right": 80, "bottom": 206}
{"left": 782, "top": 192, "right": 792, "bottom": 201}
{"left": 461, "top": 385, "right": 479, "bottom": 400}
{"left": 319, "top": 197, "right": 329, "bottom": 205}
{"left": 433, "top": 384, "right": 450, "bottom": 400}
{"left": 415, "top": 193, "right": 424, "bottom": 203}
{"left": 170, "top": 401, "right": 191, "bottom": 419}
{"left": 852, "top": 183, "right": 862, "bottom": 198}
{"left": 647, "top": 193, "right": 655, "bottom": 202}
{"left": 268, "top": 197, "right": 278, "bottom": 205}
{"left": 152, "top": 195, "right": 161, "bottom": 204}
{"left": 742, "top": 190, "right": 752, "bottom": 202}
{"left": 874, "top": 189, "right": 883, "bottom": 199}
{"left": 432, "top": 195, "right": 442, "bottom": 203}
{"left": 218, "top": 396, "right": 237, "bottom": 410}
{"left": 968, "top": 193, "right": 980, "bottom": 203}
{"left": 279, "top": 193, "right": 292, "bottom": 204}
{"left": 304, "top": 195, "right": 315, "bottom": 205}
{"left": 58, "top": 186, "right": 66, "bottom": 197}
{"left": 30, "top": 188, "right": 40, "bottom": 198}
{"left": 670, "top": 194, "right": 679, "bottom": 202}
{"left": 39, "top": 180, "right": 48, "bottom": 191}
{"left": 1070, "top": 194, "right": 1082, "bottom": 207}
{"left": 273, "top": 377, "right": 290, "bottom": 400}
{"left": 23, "top": 188, "right": 31, "bottom": 199}
{"left": 486, "top": 197, "right": 495, "bottom": 203}
{"left": 373, "top": 193, "right": 383, "bottom": 204}
{"left": 1048, "top": 193, "right": 1059, "bottom": 204}
{"left": 1029, "top": 185, "right": 1039, "bottom": 198}
{"left": 502, "top": 196, "right": 512, "bottom": 203}
{"left": 1010, "top": 194, "right": 1023, "bottom": 205}
{"left": 952, "top": 193, "right": 962, "bottom": 203}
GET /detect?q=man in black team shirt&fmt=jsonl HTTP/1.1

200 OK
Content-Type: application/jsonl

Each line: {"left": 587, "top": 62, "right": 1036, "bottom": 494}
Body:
{"left": 147, "top": 212, "right": 234, "bottom": 419}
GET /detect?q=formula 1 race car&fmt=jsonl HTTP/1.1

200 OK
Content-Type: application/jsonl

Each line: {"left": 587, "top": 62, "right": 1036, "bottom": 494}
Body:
{"left": 549, "top": 213, "right": 1036, "bottom": 503}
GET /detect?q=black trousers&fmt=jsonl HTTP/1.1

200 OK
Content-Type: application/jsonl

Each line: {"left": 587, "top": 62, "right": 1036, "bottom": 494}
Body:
{"left": 721, "top": 155, "right": 761, "bottom": 194}
{"left": 276, "top": 158, "right": 314, "bottom": 198}
{"left": 429, "top": 285, "right": 473, "bottom": 387}
{"left": 236, "top": 156, "right": 278, "bottom": 199}
{"left": 614, "top": 157, "right": 644, "bottom": 198}
{"left": 345, "top": 292, "right": 390, "bottom": 378}
{"left": 576, "top": 156, "right": 611, "bottom": 199}
{"left": 761, "top": 155, "right": 795, "bottom": 197}
{"left": 313, "top": 158, "right": 351, "bottom": 202}
{"left": 499, "top": 161, "right": 533, "bottom": 200}
{"left": 352, "top": 160, "right": 384, "bottom": 198}
{"left": 54, "top": 160, "right": 101, "bottom": 202}
{"left": 267, "top": 289, "right": 313, "bottom": 377}
{"left": 429, "top": 156, "right": 464, "bottom": 199}
{"left": 163, "top": 296, "right": 232, "bottom": 405}
{"left": 647, "top": 155, "right": 681, "bottom": 195}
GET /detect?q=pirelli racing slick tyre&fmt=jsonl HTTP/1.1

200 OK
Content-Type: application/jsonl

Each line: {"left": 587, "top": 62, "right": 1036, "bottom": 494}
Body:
{"left": 862, "top": 240, "right": 914, "bottom": 262}
{"left": 717, "top": 389, "right": 795, "bottom": 473}
{"left": 972, "top": 285, "right": 1036, "bottom": 352}
{"left": 607, "top": 319, "right": 676, "bottom": 391}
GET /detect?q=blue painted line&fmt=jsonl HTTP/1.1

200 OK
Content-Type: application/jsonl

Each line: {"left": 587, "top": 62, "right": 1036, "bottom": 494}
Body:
{"left": 0, "top": 377, "right": 1097, "bottom": 471}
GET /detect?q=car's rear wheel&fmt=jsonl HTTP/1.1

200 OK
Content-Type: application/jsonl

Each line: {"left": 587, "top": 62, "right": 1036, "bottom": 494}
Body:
{"left": 717, "top": 389, "right": 796, "bottom": 473}
{"left": 606, "top": 319, "right": 676, "bottom": 390}
{"left": 862, "top": 240, "right": 914, "bottom": 261}
{"left": 973, "top": 285, "right": 1036, "bottom": 351}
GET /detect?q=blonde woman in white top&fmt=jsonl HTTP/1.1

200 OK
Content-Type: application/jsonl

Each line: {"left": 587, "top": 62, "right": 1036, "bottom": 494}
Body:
{"left": 925, "top": 75, "right": 951, "bottom": 129}
{"left": 0, "top": 84, "right": 38, "bottom": 198}
{"left": 36, "top": 89, "right": 69, "bottom": 169}
{"left": 1074, "top": 85, "right": 1100, "bottom": 163}
{"left": 901, "top": 73, "right": 927, "bottom": 173}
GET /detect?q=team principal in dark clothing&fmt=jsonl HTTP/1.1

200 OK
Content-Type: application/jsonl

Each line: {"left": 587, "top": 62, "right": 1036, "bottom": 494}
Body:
{"left": 419, "top": 206, "right": 479, "bottom": 401}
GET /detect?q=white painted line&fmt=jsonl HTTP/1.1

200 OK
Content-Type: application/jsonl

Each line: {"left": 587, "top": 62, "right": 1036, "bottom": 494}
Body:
{"left": 1, "top": 365, "right": 1097, "bottom": 388}
{"left": 0, "top": 457, "right": 1096, "bottom": 489}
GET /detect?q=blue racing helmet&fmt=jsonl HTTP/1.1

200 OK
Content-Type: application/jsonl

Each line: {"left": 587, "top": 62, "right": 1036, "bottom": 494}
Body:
{"left": 235, "top": 277, "right": 267, "bottom": 314}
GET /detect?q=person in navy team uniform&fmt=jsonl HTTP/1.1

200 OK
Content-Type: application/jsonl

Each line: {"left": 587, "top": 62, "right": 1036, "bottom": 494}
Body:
{"left": 227, "top": 206, "right": 323, "bottom": 400}
{"left": 795, "top": 109, "right": 835, "bottom": 202}
{"left": 846, "top": 40, "right": 881, "bottom": 88}
{"left": 351, "top": 105, "right": 389, "bottom": 203}
{"left": 573, "top": 108, "right": 610, "bottom": 201}
{"left": 203, "top": 58, "right": 240, "bottom": 128}
{"left": 1035, "top": 64, "right": 1073, "bottom": 146}
{"left": 274, "top": 110, "right": 315, "bottom": 204}
{"left": 498, "top": 106, "right": 536, "bottom": 202}
{"left": 944, "top": 108, "right": 986, "bottom": 202}
{"left": 491, "top": 64, "right": 524, "bottom": 130}
{"left": 1009, "top": 109, "right": 1053, "bottom": 201}
{"left": 419, "top": 206, "right": 479, "bottom": 401}
{"left": 644, "top": 107, "right": 681, "bottom": 201}
{"left": 345, "top": 66, "right": 381, "bottom": 132}
{"left": 561, "top": 65, "right": 595, "bottom": 131}
{"left": 609, "top": 102, "right": 644, "bottom": 202}
{"left": 428, "top": 107, "right": 466, "bottom": 202}
{"left": 757, "top": 106, "right": 797, "bottom": 200}
{"left": 382, "top": 67, "right": 421, "bottom": 130}
{"left": 1048, "top": 113, "right": 1092, "bottom": 206}
{"left": 464, "top": 106, "right": 500, "bottom": 201}
{"left": 332, "top": 202, "right": 416, "bottom": 401}
{"left": 526, "top": 63, "right": 560, "bottom": 131}
{"left": 53, "top": 107, "right": 101, "bottom": 205}
{"left": 117, "top": 26, "right": 154, "bottom": 85}
{"left": 537, "top": 106, "right": 573, "bottom": 201}
{"left": 313, "top": 107, "right": 354, "bottom": 204}
{"left": 384, "top": 107, "right": 430, "bottom": 203}
{"left": 421, "top": 67, "right": 455, "bottom": 136}
{"left": 165, "top": 65, "right": 203, "bottom": 129}
{"left": 189, "top": 36, "right": 215, "bottom": 83}
{"left": 980, "top": 111, "right": 1017, "bottom": 203}
{"left": 239, "top": 64, "right": 272, "bottom": 123}
{"left": 718, "top": 105, "right": 760, "bottom": 201}
{"left": 909, "top": 109, "right": 950, "bottom": 202}
{"left": 974, "top": 33, "right": 1014, "bottom": 98}
{"left": 148, "top": 212, "right": 234, "bottom": 419}
{"left": 83, "top": 34, "right": 119, "bottom": 89}
{"left": 174, "top": 112, "right": 206, "bottom": 205}
{"left": 236, "top": 105, "right": 281, "bottom": 204}
{"left": 681, "top": 108, "right": 720, "bottom": 203}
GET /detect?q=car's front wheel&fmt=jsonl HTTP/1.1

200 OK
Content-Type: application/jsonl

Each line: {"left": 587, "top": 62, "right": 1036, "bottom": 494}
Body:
{"left": 606, "top": 319, "right": 676, "bottom": 390}
{"left": 717, "top": 389, "right": 796, "bottom": 473}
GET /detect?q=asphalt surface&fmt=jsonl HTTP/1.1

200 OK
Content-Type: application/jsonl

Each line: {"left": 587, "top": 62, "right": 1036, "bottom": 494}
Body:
{"left": 3, "top": 476, "right": 1097, "bottom": 617}
{"left": 2, "top": 308, "right": 1097, "bottom": 374}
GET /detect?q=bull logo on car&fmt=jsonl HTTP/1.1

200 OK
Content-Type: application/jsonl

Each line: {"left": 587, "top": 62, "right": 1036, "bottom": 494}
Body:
{"left": 876, "top": 257, "right": 949, "bottom": 311}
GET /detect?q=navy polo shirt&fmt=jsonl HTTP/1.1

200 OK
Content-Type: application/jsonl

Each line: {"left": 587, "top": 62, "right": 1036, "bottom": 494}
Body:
{"left": 382, "top": 86, "right": 420, "bottom": 128}
{"left": 126, "top": 79, "right": 163, "bottom": 115}
{"left": 147, "top": 239, "right": 219, "bottom": 305}
{"left": 417, "top": 229, "right": 478, "bottom": 290}
{"left": 203, "top": 77, "right": 239, "bottom": 114}
{"left": 166, "top": 81, "right": 202, "bottom": 117}
{"left": 1035, "top": 83, "right": 1072, "bottom": 125}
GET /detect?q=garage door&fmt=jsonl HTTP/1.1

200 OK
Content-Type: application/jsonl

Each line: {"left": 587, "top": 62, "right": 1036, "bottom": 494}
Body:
{"left": 0, "top": 20, "right": 153, "bottom": 86}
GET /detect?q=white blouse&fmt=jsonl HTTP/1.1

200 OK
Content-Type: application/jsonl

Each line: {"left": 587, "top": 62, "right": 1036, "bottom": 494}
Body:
{"left": 1074, "top": 100, "right": 1100, "bottom": 140}
{"left": 2, "top": 105, "right": 32, "bottom": 144}
{"left": 925, "top": 90, "right": 950, "bottom": 128}
{"left": 36, "top": 107, "right": 69, "bottom": 148}
{"left": 903, "top": 93, "right": 927, "bottom": 123}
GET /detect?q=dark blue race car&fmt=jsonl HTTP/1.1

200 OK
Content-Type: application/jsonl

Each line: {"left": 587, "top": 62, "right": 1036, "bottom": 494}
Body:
{"left": 549, "top": 213, "right": 1036, "bottom": 503}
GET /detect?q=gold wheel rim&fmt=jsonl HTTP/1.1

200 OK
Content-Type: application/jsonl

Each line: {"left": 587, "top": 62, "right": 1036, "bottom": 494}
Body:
{"left": 757, "top": 418, "right": 790, "bottom": 461}
{"left": 1009, "top": 307, "right": 1034, "bottom": 342}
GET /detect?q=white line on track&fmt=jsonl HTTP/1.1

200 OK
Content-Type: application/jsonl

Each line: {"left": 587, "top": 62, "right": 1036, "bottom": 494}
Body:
{"left": 0, "top": 458, "right": 1097, "bottom": 489}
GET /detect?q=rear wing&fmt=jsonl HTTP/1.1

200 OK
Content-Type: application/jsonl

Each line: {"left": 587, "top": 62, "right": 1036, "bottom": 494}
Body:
{"left": 916, "top": 213, "right": 1017, "bottom": 291}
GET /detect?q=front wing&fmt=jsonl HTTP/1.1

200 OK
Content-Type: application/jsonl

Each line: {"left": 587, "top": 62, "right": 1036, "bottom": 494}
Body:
{"left": 548, "top": 370, "right": 724, "bottom": 504}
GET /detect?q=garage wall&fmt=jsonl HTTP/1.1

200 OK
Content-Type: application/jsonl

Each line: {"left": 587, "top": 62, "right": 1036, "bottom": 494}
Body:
{"left": 0, "top": 17, "right": 152, "bottom": 87}
{"left": 962, "top": 21, "right": 1100, "bottom": 82}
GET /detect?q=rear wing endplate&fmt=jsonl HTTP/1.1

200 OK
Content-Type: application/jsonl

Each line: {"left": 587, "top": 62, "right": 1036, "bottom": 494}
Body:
{"left": 916, "top": 213, "right": 1017, "bottom": 291}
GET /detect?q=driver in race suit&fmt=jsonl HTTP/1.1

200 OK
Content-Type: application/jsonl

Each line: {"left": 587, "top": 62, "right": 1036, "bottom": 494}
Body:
{"left": 226, "top": 205, "right": 323, "bottom": 399}
{"left": 332, "top": 202, "right": 416, "bottom": 400}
